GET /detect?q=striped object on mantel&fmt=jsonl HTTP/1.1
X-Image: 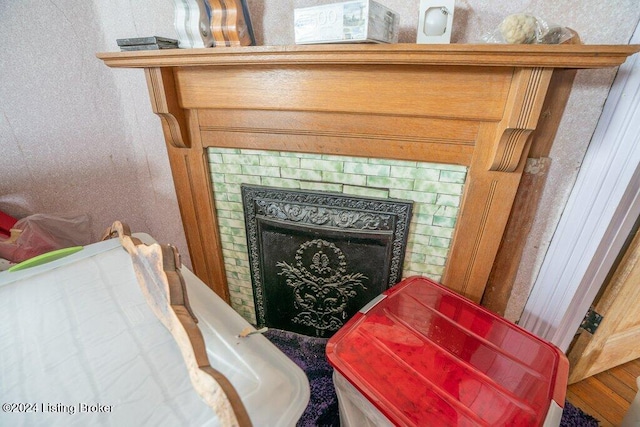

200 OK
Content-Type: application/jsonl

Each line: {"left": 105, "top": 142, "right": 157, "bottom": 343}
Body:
{"left": 173, "top": 0, "right": 255, "bottom": 48}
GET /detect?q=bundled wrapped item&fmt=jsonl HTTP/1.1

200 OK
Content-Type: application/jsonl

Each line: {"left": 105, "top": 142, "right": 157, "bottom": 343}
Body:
{"left": 0, "top": 213, "right": 91, "bottom": 263}
{"left": 482, "top": 14, "right": 574, "bottom": 44}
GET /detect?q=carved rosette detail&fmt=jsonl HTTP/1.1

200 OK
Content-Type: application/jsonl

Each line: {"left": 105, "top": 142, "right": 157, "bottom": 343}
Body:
{"left": 277, "top": 239, "right": 368, "bottom": 334}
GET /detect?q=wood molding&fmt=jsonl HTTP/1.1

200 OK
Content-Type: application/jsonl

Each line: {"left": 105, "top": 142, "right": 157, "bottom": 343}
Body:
{"left": 98, "top": 43, "right": 639, "bottom": 69}
{"left": 145, "top": 67, "right": 190, "bottom": 148}
{"left": 490, "top": 68, "right": 553, "bottom": 172}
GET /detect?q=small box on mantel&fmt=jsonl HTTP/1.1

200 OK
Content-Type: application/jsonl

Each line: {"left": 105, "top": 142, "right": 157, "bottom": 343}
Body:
{"left": 294, "top": 0, "right": 399, "bottom": 45}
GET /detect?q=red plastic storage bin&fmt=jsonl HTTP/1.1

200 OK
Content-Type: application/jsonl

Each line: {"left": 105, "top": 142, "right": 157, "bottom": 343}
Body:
{"left": 326, "top": 276, "right": 569, "bottom": 427}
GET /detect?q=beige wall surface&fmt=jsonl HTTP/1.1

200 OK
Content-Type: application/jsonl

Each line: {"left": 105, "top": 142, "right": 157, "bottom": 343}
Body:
{"left": 1, "top": 1, "right": 638, "bottom": 319}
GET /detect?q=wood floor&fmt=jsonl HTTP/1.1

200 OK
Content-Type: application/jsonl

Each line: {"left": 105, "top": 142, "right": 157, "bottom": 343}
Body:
{"left": 567, "top": 358, "right": 640, "bottom": 426}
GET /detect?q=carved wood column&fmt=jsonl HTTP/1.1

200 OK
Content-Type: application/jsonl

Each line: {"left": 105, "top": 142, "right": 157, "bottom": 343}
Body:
{"left": 442, "top": 67, "right": 554, "bottom": 302}
{"left": 145, "top": 67, "right": 230, "bottom": 302}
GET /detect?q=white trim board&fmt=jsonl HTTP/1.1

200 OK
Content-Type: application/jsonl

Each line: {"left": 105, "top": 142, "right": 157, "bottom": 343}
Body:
{"left": 520, "top": 23, "right": 640, "bottom": 352}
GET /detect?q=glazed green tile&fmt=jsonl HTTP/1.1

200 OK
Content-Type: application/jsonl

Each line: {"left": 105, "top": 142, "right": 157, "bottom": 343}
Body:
{"left": 322, "top": 154, "right": 355, "bottom": 162}
{"left": 260, "top": 155, "right": 300, "bottom": 168}
{"left": 228, "top": 235, "right": 247, "bottom": 245}
{"left": 280, "top": 168, "right": 323, "bottom": 181}
{"left": 216, "top": 209, "right": 234, "bottom": 219}
{"left": 223, "top": 248, "right": 248, "bottom": 261}
{"left": 435, "top": 205, "right": 459, "bottom": 218}
{"left": 207, "top": 147, "right": 466, "bottom": 324}
{"left": 299, "top": 181, "right": 344, "bottom": 193}
{"left": 369, "top": 158, "right": 417, "bottom": 167}
{"left": 425, "top": 255, "right": 446, "bottom": 266}
{"left": 430, "top": 236, "right": 451, "bottom": 248}
{"left": 224, "top": 174, "right": 262, "bottom": 185}
{"left": 221, "top": 153, "right": 261, "bottom": 165}
{"left": 439, "top": 170, "right": 467, "bottom": 184}
{"left": 344, "top": 162, "right": 390, "bottom": 177}
{"left": 409, "top": 242, "right": 436, "bottom": 255}
{"left": 388, "top": 190, "right": 437, "bottom": 205}
{"left": 219, "top": 233, "right": 234, "bottom": 243}
{"left": 407, "top": 263, "right": 444, "bottom": 275}
{"left": 436, "top": 194, "right": 461, "bottom": 207}
{"left": 215, "top": 201, "right": 243, "bottom": 213}
{"left": 208, "top": 152, "right": 223, "bottom": 164}
{"left": 213, "top": 191, "right": 228, "bottom": 202}
{"left": 366, "top": 176, "right": 413, "bottom": 190}
{"left": 388, "top": 165, "right": 419, "bottom": 180}
{"left": 322, "top": 171, "right": 367, "bottom": 186}
{"left": 241, "top": 165, "right": 281, "bottom": 177}
{"left": 343, "top": 185, "right": 389, "bottom": 199}
{"left": 412, "top": 203, "right": 439, "bottom": 215}
{"left": 235, "top": 258, "right": 250, "bottom": 267}
{"left": 210, "top": 147, "right": 240, "bottom": 154}
{"left": 232, "top": 243, "right": 247, "bottom": 253}
{"left": 433, "top": 215, "right": 457, "bottom": 228}
{"left": 412, "top": 213, "right": 434, "bottom": 225}
{"left": 414, "top": 224, "right": 454, "bottom": 239}
{"left": 227, "top": 192, "right": 242, "bottom": 203}
{"left": 228, "top": 227, "right": 246, "bottom": 238}
{"left": 409, "top": 251, "right": 427, "bottom": 264}
{"left": 413, "top": 180, "right": 440, "bottom": 193}
{"left": 239, "top": 149, "right": 273, "bottom": 156}
{"left": 223, "top": 210, "right": 244, "bottom": 221}
{"left": 240, "top": 284, "right": 253, "bottom": 297}
{"left": 435, "top": 183, "right": 464, "bottom": 196}
{"left": 260, "top": 177, "right": 301, "bottom": 189}
{"left": 281, "top": 152, "right": 322, "bottom": 159}
{"left": 225, "top": 266, "right": 243, "bottom": 275}
{"left": 300, "top": 158, "right": 344, "bottom": 173}
{"left": 418, "top": 162, "right": 462, "bottom": 172}
{"left": 218, "top": 226, "right": 234, "bottom": 237}
{"left": 214, "top": 182, "right": 241, "bottom": 195}
{"left": 211, "top": 163, "right": 243, "bottom": 174}
{"left": 210, "top": 172, "right": 226, "bottom": 184}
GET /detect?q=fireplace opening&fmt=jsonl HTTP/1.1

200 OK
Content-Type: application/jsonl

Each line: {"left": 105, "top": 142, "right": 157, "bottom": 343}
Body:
{"left": 242, "top": 184, "right": 413, "bottom": 338}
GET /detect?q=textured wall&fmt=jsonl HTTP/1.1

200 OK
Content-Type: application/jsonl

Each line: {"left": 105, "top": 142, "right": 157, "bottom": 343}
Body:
{"left": 1, "top": 0, "right": 638, "bottom": 320}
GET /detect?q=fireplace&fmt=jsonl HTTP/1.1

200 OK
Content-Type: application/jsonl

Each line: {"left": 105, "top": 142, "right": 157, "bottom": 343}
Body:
{"left": 241, "top": 185, "right": 412, "bottom": 337}
{"left": 97, "top": 43, "right": 638, "bottom": 319}
{"left": 208, "top": 147, "right": 466, "bottom": 325}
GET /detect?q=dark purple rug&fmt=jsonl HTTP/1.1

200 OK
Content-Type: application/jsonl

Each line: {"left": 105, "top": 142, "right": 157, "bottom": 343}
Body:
{"left": 264, "top": 329, "right": 599, "bottom": 427}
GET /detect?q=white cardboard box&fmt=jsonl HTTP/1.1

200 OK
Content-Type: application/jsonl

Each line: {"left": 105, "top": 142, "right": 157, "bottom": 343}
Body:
{"left": 294, "top": 0, "right": 399, "bottom": 44}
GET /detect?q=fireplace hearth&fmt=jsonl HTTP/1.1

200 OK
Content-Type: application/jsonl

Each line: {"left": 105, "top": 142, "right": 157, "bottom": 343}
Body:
{"left": 242, "top": 185, "right": 412, "bottom": 337}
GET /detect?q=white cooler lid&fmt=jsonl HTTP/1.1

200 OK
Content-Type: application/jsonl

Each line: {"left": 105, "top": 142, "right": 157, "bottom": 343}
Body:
{"left": 0, "top": 236, "right": 309, "bottom": 426}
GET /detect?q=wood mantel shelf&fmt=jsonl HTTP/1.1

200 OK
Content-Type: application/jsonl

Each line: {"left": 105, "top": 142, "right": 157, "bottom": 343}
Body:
{"left": 98, "top": 43, "right": 637, "bottom": 68}
{"left": 98, "top": 43, "right": 639, "bottom": 308}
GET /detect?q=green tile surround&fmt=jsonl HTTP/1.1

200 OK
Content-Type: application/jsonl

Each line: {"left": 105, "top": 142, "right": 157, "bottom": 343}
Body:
{"left": 208, "top": 148, "right": 467, "bottom": 324}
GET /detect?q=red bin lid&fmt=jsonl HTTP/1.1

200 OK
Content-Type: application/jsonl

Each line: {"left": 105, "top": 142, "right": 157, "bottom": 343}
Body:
{"left": 326, "top": 277, "right": 568, "bottom": 426}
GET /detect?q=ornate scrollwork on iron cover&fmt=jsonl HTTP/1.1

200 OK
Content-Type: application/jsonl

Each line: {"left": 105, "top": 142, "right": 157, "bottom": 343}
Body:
{"left": 277, "top": 239, "right": 368, "bottom": 334}
{"left": 256, "top": 200, "right": 393, "bottom": 230}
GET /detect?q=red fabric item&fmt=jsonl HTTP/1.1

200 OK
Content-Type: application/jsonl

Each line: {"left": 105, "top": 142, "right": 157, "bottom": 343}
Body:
{"left": 0, "top": 210, "right": 18, "bottom": 238}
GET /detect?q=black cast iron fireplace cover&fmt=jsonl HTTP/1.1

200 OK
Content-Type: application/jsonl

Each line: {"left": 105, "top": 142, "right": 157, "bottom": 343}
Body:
{"left": 241, "top": 185, "right": 413, "bottom": 338}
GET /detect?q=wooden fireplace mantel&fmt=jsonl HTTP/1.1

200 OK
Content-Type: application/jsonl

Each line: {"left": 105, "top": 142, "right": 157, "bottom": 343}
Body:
{"left": 98, "top": 43, "right": 639, "bottom": 306}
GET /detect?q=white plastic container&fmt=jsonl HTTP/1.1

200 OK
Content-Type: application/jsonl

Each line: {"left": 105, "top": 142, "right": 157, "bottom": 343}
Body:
{"left": 294, "top": 0, "right": 399, "bottom": 44}
{"left": 0, "top": 235, "right": 309, "bottom": 426}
